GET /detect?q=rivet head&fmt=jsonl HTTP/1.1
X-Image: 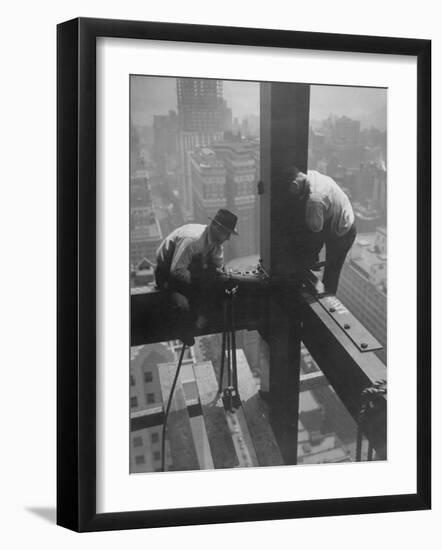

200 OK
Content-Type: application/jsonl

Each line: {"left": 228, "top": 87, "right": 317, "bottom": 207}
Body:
{"left": 344, "top": 323, "right": 350, "bottom": 329}
{"left": 329, "top": 307, "right": 336, "bottom": 313}
{"left": 360, "top": 342, "right": 368, "bottom": 349}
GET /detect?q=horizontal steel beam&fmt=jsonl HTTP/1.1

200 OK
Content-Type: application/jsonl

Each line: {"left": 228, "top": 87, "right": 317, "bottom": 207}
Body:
{"left": 299, "top": 290, "right": 387, "bottom": 459}
{"left": 130, "top": 284, "right": 266, "bottom": 346}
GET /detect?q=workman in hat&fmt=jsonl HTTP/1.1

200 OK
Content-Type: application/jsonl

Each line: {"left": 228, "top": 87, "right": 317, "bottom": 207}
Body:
{"left": 288, "top": 168, "right": 357, "bottom": 294}
{"left": 155, "top": 208, "right": 239, "bottom": 345}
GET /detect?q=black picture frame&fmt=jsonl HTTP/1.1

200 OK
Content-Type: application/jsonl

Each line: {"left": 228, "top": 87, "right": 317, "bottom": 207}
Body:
{"left": 57, "top": 17, "right": 431, "bottom": 532}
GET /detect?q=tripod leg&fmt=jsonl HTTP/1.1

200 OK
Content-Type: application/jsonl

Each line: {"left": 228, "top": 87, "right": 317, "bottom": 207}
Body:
{"left": 226, "top": 329, "right": 233, "bottom": 411}
{"left": 161, "top": 343, "right": 187, "bottom": 472}
{"left": 219, "top": 329, "right": 226, "bottom": 394}
{"left": 226, "top": 329, "right": 231, "bottom": 388}
{"left": 231, "top": 330, "right": 238, "bottom": 396}
{"left": 230, "top": 302, "right": 238, "bottom": 396}
{"left": 356, "top": 424, "right": 363, "bottom": 462}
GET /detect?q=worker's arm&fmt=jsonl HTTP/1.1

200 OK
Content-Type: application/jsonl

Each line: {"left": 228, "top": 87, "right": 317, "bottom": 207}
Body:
{"left": 169, "top": 238, "right": 195, "bottom": 284}
{"left": 305, "top": 199, "right": 325, "bottom": 233}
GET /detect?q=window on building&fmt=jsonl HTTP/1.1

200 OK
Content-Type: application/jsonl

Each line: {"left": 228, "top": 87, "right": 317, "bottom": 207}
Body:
{"left": 133, "top": 436, "right": 143, "bottom": 447}
{"left": 153, "top": 451, "right": 161, "bottom": 462}
{"left": 135, "top": 454, "right": 145, "bottom": 465}
{"left": 130, "top": 374, "right": 135, "bottom": 386}
{"left": 130, "top": 396, "right": 138, "bottom": 408}
{"left": 144, "top": 371, "right": 153, "bottom": 383}
{"left": 146, "top": 393, "right": 155, "bottom": 404}
{"left": 151, "top": 432, "right": 160, "bottom": 444}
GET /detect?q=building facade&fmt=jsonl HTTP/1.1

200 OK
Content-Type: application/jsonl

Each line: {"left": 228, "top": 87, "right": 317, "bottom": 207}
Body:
{"left": 130, "top": 217, "right": 163, "bottom": 268}
{"left": 337, "top": 228, "right": 387, "bottom": 363}
{"left": 152, "top": 110, "right": 178, "bottom": 178}
{"left": 130, "top": 175, "right": 164, "bottom": 267}
{"left": 176, "top": 78, "right": 227, "bottom": 221}
{"left": 130, "top": 343, "right": 175, "bottom": 473}
{"left": 189, "top": 147, "right": 227, "bottom": 223}
{"left": 211, "top": 140, "right": 259, "bottom": 259}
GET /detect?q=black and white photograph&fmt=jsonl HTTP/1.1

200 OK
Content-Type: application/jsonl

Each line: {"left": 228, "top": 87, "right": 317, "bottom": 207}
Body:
{"left": 129, "top": 76, "right": 388, "bottom": 474}
{"left": 0, "top": 0, "right": 435, "bottom": 543}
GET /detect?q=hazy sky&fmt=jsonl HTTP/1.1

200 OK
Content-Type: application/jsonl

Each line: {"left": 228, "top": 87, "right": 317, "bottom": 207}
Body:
{"left": 310, "top": 85, "right": 386, "bottom": 128}
{"left": 131, "top": 76, "right": 386, "bottom": 129}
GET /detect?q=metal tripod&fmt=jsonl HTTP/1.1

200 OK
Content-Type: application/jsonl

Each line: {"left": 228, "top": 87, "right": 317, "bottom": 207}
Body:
{"left": 218, "top": 285, "right": 241, "bottom": 411}
{"left": 161, "top": 343, "right": 187, "bottom": 472}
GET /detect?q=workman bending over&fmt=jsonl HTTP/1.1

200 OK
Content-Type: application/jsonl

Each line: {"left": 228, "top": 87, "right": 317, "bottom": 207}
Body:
{"left": 155, "top": 208, "right": 238, "bottom": 346}
{"left": 289, "top": 168, "right": 357, "bottom": 294}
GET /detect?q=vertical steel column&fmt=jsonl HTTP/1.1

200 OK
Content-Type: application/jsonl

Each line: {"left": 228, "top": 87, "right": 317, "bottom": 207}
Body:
{"left": 259, "top": 82, "right": 310, "bottom": 465}
{"left": 260, "top": 82, "right": 310, "bottom": 276}
{"left": 267, "top": 301, "right": 303, "bottom": 465}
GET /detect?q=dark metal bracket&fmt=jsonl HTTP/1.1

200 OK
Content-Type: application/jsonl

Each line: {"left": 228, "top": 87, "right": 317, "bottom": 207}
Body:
{"left": 317, "top": 294, "right": 383, "bottom": 353}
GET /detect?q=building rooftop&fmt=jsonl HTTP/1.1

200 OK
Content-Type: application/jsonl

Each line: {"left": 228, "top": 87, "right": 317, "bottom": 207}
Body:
{"left": 212, "top": 140, "right": 259, "bottom": 157}
{"left": 130, "top": 341, "right": 175, "bottom": 367}
{"left": 131, "top": 218, "right": 163, "bottom": 242}
{"left": 191, "top": 148, "right": 225, "bottom": 169}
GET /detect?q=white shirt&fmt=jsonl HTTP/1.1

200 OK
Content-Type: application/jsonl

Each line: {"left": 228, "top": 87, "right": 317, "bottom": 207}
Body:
{"left": 305, "top": 170, "right": 355, "bottom": 237}
{"left": 156, "top": 224, "right": 223, "bottom": 284}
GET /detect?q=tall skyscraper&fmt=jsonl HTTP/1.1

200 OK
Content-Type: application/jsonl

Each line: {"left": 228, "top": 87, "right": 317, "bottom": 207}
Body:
{"left": 130, "top": 175, "right": 163, "bottom": 268}
{"left": 177, "top": 79, "right": 225, "bottom": 133}
{"left": 211, "top": 140, "right": 259, "bottom": 259}
{"left": 176, "top": 78, "right": 227, "bottom": 221}
{"left": 152, "top": 110, "right": 178, "bottom": 178}
{"left": 190, "top": 148, "right": 227, "bottom": 223}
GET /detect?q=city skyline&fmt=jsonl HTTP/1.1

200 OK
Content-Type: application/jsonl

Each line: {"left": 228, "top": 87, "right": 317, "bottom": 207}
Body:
{"left": 131, "top": 76, "right": 387, "bottom": 130}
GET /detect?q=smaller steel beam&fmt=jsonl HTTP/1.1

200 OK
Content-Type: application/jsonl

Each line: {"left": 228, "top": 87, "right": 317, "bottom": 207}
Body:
{"left": 317, "top": 294, "right": 383, "bottom": 353}
{"left": 299, "top": 290, "right": 387, "bottom": 459}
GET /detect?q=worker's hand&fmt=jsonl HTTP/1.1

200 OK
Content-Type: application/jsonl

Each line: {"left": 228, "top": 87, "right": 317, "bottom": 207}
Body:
{"left": 202, "top": 261, "right": 218, "bottom": 284}
{"left": 188, "top": 254, "right": 205, "bottom": 284}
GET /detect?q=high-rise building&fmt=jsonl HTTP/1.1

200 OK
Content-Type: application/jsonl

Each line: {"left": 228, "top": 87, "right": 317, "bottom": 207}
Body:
{"left": 176, "top": 78, "right": 227, "bottom": 221}
{"left": 242, "top": 138, "right": 260, "bottom": 247}
{"left": 130, "top": 175, "right": 163, "bottom": 268}
{"left": 177, "top": 79, "right": 225, "bottom": 133}
{"left": 337, "top": 228, "right": 387, "bottom": 363}
{"left": 211, "top": 140, "right": 259, "bottom": 259}
{"left": 355, "top": 161, "right": 387, "bottom": 210}
{"left": 190, "top": 148, "right": 227, "bottom": 223}
{"left": 319, "top": 115, "right": 363, "bottom": 172}
{"left": 152, "top": 110, "right": 178, "bottom": 177}
{"left": 221, "top": 99, "right": 233, "bottom": 133}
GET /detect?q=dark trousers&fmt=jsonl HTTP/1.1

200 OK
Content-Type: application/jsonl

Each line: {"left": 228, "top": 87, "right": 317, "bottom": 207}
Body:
{"left": 154, "top": 266, "right": 222, "bottom": 340}
{"left": 155, "top": 266, "right": 196, "bottom": 339}
{"left": 323, "top": 223, "right": 357, "bottom": 294}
